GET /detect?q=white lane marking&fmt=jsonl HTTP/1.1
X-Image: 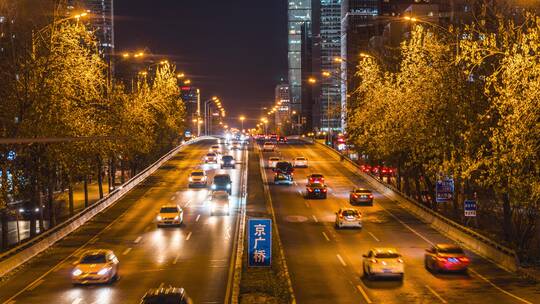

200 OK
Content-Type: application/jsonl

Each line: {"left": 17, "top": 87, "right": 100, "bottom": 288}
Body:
{"left": 425, "top": 285, "right": 447, "bottom": 303}
{"left": 145, "top": 226, "right": 152, "bottom": 232}
{"left": 173, "top": 254, "right": 180, "bottom": 265}
{"left": 134, "top": 236, "right": 143, "bottom": 244}
{"left": 336, "top": 254, "right": 347, "bottom": 267}
{"left": 72, "top": 298, "right": 83, "bottom": 304}
{"left": 158, "top": 282, "right": 165, "bottom": 289}
{"left": 5, "top": 301, "right": 15, "bottom": 304}
{"left": 322, "top": 232, "right": 330, "bottom": 241}
{"left": 356, "top": 285, "right": 373, "bottom": 304}
{"left": 170, "top": 195, "right": 176, "bottom": 201}
{"left": 312, "top": 215, "right": 318, "bottom": 223}
{"left": 469, "top": 268, "right": 533, "bottom": 304}
{"left": 27, "top": 279, "right": 44, "bottom": 291}
{"left": 293, "top": 181, "right": 298, "bottom": 186}
{"left": 379, "top": 204, "right": 434, "bottom": 246}
{"left": 89, "top": 237, "right": 99, "bottom": 244}
{"left": 304, "top": 201, "right": 311, "bottom": 208}
{"left": 297, "top": 189, "right": 303, "bottom": 195}
{"left": 122, "top": 248, "right": 132, "bottom": 255}
{"left": 368, "top": 232, "right": 380, "bottom": 242}
{"left": 195, "top": 214, "right": 201, "bottom": 222}
{"left": 186, "top": 232, "right": 193, "bottom": 241}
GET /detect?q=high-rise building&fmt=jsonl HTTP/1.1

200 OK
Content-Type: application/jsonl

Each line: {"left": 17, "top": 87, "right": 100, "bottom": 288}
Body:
{"left": 180, "top": 86, "right": 201, "bottom": 135}
{"left": 274, "top": 83, "right": 291, "bottom": 135}
{"left": 320, "top": 0, "right": 342, "bottom": 131}
{"left": 288, "top": 0, "right": 312, "bottom": 114}
{"left": 68, "top": 0, "right": 114, "bottom": 59}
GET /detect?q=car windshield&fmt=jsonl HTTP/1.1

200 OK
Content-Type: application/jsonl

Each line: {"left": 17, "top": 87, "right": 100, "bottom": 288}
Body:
{"left": 342, "top": 210, "right": 359, "bottom": 217}
{"left": 375, "top": 252, "right": 400, "bottom": 259}
{"left": 355, "top": 189, "right": 371, "bottom": 194}
{"left": 191, "top": 172, "right": 204, "bottom": 176}
{"left": 270, "top": 157, "right": 280, "bottom": 161}
{"left": 438, "top": 247, "right": 464, "bottom": 254}
{"left": 214, "top": 175, "right": 231, "bottom": 183}
{"left": 160, "top": 207, "right": 179, "bottom": 213}
{"left": 276, "top": 162, "right": 292, "bottom": 170}
{"left": 223, "top": 156, "right": 233, "bottom": 160}
{"left": 80, "top": 254, "right": 106, "bottom": 264}
{"left": 310, "top": 175, "right": 323, "bottom": 179}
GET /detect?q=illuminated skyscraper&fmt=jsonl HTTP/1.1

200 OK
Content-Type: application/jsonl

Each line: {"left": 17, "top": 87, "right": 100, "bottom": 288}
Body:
{"left": 69, "top": 0, "right": 114, "bottom": 59}
{"left": 288, "top": 0, "right": 312, "bottom": 114}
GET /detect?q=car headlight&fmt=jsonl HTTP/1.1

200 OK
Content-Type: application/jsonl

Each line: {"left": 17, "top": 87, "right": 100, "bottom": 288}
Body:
{"left": 211, "top": 184, "right": 216, "bottom": 190}
{"left": 97, "top": 267, "right": 111, "bottom": 276}
{"left": 231, "top": 160, "right": 235, "bottom": 165}
{"left": 189, "top": 177, "right": 193, "bottom": 182}
{"left": 156, "top": 215, "right": 162, "bottom": 221}
{"left": 72, "top": 268, "right": 83, "bottom": 276}
{"left": 174, "top": 215, "right": 179, "bottom": 220}
{"left": 226, "top": 184, "right": 231, "bottom": 189}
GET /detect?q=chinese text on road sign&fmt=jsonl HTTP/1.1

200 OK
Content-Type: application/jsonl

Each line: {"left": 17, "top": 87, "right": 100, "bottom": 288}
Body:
{"left": 248, "top": 218, "right": 272, "bottom": 267}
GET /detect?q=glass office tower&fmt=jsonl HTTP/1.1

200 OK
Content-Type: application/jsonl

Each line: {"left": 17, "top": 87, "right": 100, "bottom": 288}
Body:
{"left": 320, "top": 0, "right": 342, "bottom": 131}
{"left": 288, "top": 0, "right": 312, "bottom": 114}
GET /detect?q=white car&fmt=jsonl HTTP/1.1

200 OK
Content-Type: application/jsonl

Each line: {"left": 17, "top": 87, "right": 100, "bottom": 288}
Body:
{"left": 209, "top": 190, "right": 230, "bottom": 215}
{"left": 363, "top": 248, "right": 404, "bottom": 280}
{"left": 262, "top": 142, "right": 275, "bottom": 152}
{"left": 293, "top": 156, "right": 308, "bottom": 168}
{"left": 335, "top": 208, "right": 362, "bottom": 229}
{"left": 72, "top": 249, "right": 119, "bottom": 285}
{"left": 156, "top": 205, "right": 184, "bottom": 227}
{"left": 188, "top": 170, "right": 207, "bottom": 187}
{"left": 204, "top": 152, "right": 218, "bottom": 164}
{"left": 268, "top": 157, "right": 281, "bottom": 169}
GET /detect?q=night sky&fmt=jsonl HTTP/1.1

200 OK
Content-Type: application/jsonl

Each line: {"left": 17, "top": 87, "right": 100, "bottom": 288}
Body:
{"left": 115, "top": 0, "right": 288, "bottom": 127}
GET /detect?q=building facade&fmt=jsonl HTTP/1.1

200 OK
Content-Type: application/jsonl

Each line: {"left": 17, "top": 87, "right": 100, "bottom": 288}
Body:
{"left": 274, "top": 83, "right": 291, "bottom": 135}
{"left": 68, "top": 0, "right": 114, "bottom": 59}
{"left": 180, "top": 86, "right": 201, "bottom": 136}
{"left": 288, "top": 0, "right": 312, "bottom": 114}
{"left": 320, "top": 0, "right": 342, "bottom": 131}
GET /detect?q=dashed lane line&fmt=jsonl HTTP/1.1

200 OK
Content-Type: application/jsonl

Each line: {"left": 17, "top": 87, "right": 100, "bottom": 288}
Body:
{"left": 196, "top": 214, "right": 201, "bottom": 222}
{"left": 322, "top": 232, "right": 330, "bottom": 242}
{"left": 312, "top": 215, "right": 319, "bottom": 223}
{"left": 304, "top": 201, "right": 311, "bottom": 208}
{"left": 26, "top": 279, "right": 44, "bottom": 291}
{"left": 122, "top": 248, "right": 132, "bottom": 255}
{"left": 134, "top": 236, "right": 142, "bottom": 244}
{"left": 173, "top": 254, "right": 180, "bottom": 265}
{"left": 186, "top": 232, "right": 193, "bottom": 241}
{"left": 72, "top": 298, "right": 83, "bottom": 304}
{"left": 170, "top": 195, "right": 176, "bottom": 201}
{"left": 426, "top": 285, "right": 447, "bottom": 304}
{"left": 356, "top": 285, "right": 373, "bottom": 304}
{"left": 336, "top": 254, "right": 347, "bottom": 267}
{"left": 368, "top": 232, "right": 380, "bottom": 242}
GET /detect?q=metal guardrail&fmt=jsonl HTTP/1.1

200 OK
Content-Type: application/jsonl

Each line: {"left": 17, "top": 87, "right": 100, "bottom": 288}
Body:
{"left": 0, "top": 136, "right": 215, "bottom": 277}
{"left": 307, "top": 139, "right": 519, "bottom": 271}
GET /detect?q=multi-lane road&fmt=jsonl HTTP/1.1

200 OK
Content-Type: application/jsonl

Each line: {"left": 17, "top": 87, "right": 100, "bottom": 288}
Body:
{"left": 0, "top": 140, "right": 247, "bottom": 304}
{"left": 260, "top": 140, "right": 539, "bottom": 304}
{"left": 1, "top": 138, "right": 539, "bottom": 304}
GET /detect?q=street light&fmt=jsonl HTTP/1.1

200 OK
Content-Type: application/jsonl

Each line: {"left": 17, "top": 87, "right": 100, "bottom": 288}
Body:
{"left": 308, "top": 77, "right": 317, "bottom": 84}
{"left": 239, "top": 116, "right": 245, "bottom": 131}
{"left": 183, "top": 79, "right": 191, "bottom": 85}
{"left": 177, "top": 73, "right": 185, "bottom": 78}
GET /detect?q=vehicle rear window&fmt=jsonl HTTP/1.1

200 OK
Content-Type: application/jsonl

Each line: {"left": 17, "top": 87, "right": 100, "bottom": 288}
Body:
{"left": 342, "top": 210, "right": 359, "bottom": 217}
{"left": 355, "top": 189, "right": 372, "bottom": 194}
{"left": 160, "top": 207, "right": 179, "bottom": 213}
{"left": 296, "top": 157, "right": 306, "bottom": 160}
{"left": 206, "top": 153, "right": 216, "bottom": 157}
{"left": 191, "top": 172, "right": 204, "bottom": 176}
{"left": 214, "top": 175, "right": 231, "bottom": 183}
{"left": 438, "top": 247, "right": 464, "bottom": 254}
{"left": 311, "top": 174, "right": 323, "bottom": 178}
{"left": 212, "top": 145, "right": 219, "bottom": 148}
{"left": 80, "top": 254, "right": 106, "bottom": 264}
{"left": 270, "top": 157, "right": 280, "bottom": 161}
{"left": 375, "top": 253, "right": 400, "bottom": 259}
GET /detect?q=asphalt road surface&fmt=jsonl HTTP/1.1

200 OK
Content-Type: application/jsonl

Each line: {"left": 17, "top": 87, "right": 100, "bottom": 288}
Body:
{"left": 260, "top": 140, "right": 540, "bottom": 304}
{"left": 0, "top": 140, "right": 247, "bottom": 304}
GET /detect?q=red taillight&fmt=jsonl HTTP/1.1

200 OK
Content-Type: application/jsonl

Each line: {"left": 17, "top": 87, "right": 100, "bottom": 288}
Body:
{"left": 369, "top": 194, "right": 374, "bottom": 199}
{"left": 322, "top": 189, "right": 327, "bottom": 192}
{"left": 436, "top": 257, "right": 447, "bottom": 262}
{"left": 458, "top": 257, "right": 469, "bottom": 262}
{"left": 308, "top": 188, "right": 313, "bottom": 192}
{"left": 352, "top": 194, "right": 358, "bottom": 198}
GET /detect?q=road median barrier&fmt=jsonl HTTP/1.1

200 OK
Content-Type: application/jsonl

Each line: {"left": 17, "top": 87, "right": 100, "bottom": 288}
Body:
{"left": 0, "top": 136, "right": 214, "bottom": 278}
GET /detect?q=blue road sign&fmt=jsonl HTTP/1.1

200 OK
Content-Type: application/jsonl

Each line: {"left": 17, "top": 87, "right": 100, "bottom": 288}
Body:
{"left": 248, "top": 218, "right": 272, "bottom": 267}
{"left": 436, "top": 178, "right": 454, "bottom": 203}
{"left": 464, "top": 200, "right": 477, "bottom": 217}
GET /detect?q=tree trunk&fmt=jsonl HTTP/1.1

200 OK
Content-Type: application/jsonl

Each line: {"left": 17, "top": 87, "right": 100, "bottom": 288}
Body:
{"left": 68, "top": 176, "right": 74, "bottom": 216}
{"left": 1, "top": 161, "right": 9, "bottom": 249}
{"left": 404, "top": 170, "right": 411, "bottom": 197}
{"left": 502, "top": 191, "right": 513, "bottom": 243}
{"left": 110, "top": 156, "right": 116, "bottom": 190}
{"left": 1, "top": 210, "right": 8, "bottom": 250}
{"left": 120, "top": 159, "right": 125, "bottom": 184}
{"left": 424, "top": 174, "right": 437, "bottom": 211}
{"left": 84, "top": 176, "right": 89, "bottom": 208}
{"left": 97, "top": 156, "right": 104, "bottom": 199}
{"left": 47, "top": 168, "right": 56, "bottom": 228}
